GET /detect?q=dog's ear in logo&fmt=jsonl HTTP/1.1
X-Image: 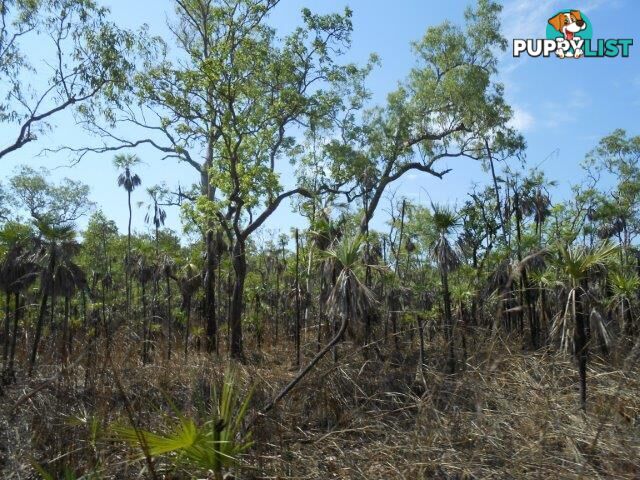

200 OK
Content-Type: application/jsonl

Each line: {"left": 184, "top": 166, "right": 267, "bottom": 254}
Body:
{"left": 548, "top": 12, "right": 565, "bottom": 33}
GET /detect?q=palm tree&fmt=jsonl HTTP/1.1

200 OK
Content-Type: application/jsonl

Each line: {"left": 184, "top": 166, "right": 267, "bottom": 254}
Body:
{"left": 144, "top": 187, "right": 167, "bottom": 257}
{"left": 161, "top": 254, "right": 175, "bottom": 360}
{"left": 29, "top": 225, "right": 85, "bottom": 374}
{"left": 56, "top": 253, "right": 88, "bottom": 362}
{"left": 1, "top": 240, "right": 38, "bottom": 381}
{"left": 144, "top": 187, "right": 167, "bottom": 360}
{"left": 549, "top": 241, "right": 617, "bottom": 410}
{"left": 114, "top": 154, "right": 142, "bottom": 315}
{"left": 429, "top": 204, "right": 461, "bottom": 374}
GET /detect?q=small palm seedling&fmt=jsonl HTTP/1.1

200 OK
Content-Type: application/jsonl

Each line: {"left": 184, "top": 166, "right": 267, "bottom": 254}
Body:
{"left": 113, "top": 368, "right": 254, "bottom": 480}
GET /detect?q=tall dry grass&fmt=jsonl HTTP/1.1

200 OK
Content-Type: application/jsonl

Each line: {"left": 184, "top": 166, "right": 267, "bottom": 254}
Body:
{"left": 1, "top": 325, "right": 639, "bottom": 479}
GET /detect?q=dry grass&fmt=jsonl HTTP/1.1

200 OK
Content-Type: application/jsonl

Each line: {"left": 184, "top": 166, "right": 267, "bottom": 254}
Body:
{"left": 1, "top": 326, "right": 639, "bottom": 479}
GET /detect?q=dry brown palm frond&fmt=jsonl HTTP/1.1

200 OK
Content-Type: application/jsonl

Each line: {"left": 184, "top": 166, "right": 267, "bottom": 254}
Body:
{"left": 0, "top": 242, "right": 39, "bottom": 294}
{"left": 502, "top": 249, "right": 550, "bottom": 293}
{"left": 590, "top": 309, "right": 612, "bottom": 353}
{"left": 550, "top": 287, "right": 576, "bottom": 353}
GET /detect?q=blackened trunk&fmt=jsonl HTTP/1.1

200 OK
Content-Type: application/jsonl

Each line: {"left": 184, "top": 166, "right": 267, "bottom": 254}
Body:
{"left": 204, "top": 230, "right": 217, "bottom": 353}
{"left": 2, "top": 291, "right": 9, "bottom": 367}
{"left": 184, "top": 296, "right": 192, "bottom": 358}
{"left": 417, "top": 314, "right": 426, "bottom": 377}
{"left": 126, "top": 190, "right": 132, "bottom": 316}
{"left": 6, "top": 293, "right": 20, "bottom": 382}
{"left": 275, "top": 267, "right": 280, "bottom": 343}
{"left": 142, "top": 281, "right": 149, "bottom": 364}
{"left": 575, "top": 281, "right": 589, "bottom": 411}
{"left": 294, "top": 229, "right": 301, "bottom": 368}
{"left": 230, "top": 239, "right": 246, "bottom": 360}
{"left": 442, "top": 269, "right": 456, "bottom": 374}
{"left": 166, "top": 275, "right": 173, "bottom": 360}
{"left": 29, "top": 291, "right": 49, "bottom": 375}
{"left": 61, "top": 296, "right": 70, "bottom": 363}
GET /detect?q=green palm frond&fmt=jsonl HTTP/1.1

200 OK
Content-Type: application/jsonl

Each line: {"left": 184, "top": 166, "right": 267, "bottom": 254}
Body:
{"left": 552, "top": 240, "right": 618, "bottom": 285}
{"left": 609, "top": 269, "right": 640, "bottom": 300}
{"left": 431, "top": 203, "right": 459, "bottom": 234}
{"left": 112, "top": 368, "right": 253, "bottom": 477}
{"left": 322, "top": 234, "right": 365, "bottom": 271}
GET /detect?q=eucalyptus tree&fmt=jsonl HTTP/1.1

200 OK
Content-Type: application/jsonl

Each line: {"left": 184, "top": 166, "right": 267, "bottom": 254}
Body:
{"left": 10, "top": 166, "right": 94, "bottom": 231}
{"left": 0, "top": 183, "right": 10, "bottom": 223}
{"left": 71, "top": 0, "right": 355, "bottom": 360}
{"left": 458, "top": 195, "right": 496, "bottom": 326}
{"left": 114, "top": 154, "right": 142, "bottom": 313}
{"left": 306, "top": 0, "right": 522, "bottom": 239}
{"left": 81, "top": 211, "right": 119, "bottom": 325}
{"left": 0, "top": 0, "right": 135, "bottom": 160}
{"left": 582, "top": 130, "right": 640, "bottom": 260}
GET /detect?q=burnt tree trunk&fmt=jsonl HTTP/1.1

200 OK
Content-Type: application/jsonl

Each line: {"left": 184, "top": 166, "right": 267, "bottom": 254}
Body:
{"left": 204, "top": 230, "right": 217, "bottom": 353}
{"left": 442, "top": 269, "right": 456, "bottom": 374}
{"left": 229, "top": 238, "right": 246, "bottom": 361}
{"left": 575, "top": 280, "right": 589, "bottom": 411}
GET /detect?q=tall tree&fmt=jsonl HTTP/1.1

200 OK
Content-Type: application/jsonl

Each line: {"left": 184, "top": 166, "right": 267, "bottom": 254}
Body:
{"left": 306, "top": 0, "right": 521, "bottom": 237}
{"left": 10, "top": 166, "right": 94, "bottom": 231}
{"left": 114, "top": 154, "right": 142, "bottom": 315}
{"left": 70, "top": 0, "right": 355, "bottom": 360}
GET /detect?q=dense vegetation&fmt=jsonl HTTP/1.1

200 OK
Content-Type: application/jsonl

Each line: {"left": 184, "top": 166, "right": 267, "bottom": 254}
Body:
{"left": 1, "top": 0, "right": 639, "bottom": 478}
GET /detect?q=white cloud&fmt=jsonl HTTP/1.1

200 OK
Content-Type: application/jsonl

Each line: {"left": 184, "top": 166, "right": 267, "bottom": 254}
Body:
{"left": 509, "top": 106, "right": 535, "bottom": 131}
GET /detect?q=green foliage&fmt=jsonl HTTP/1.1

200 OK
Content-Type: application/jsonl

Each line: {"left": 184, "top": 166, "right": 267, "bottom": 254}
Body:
{"left": 10, "top": 166, "right": 94, "bottom": 232}
{"left": 112, "top": 368, "right": 254, "bottom": 478}
{"left": 0, "top": 0, "right": 138, "bottom": 159}
{"left": 608, "top": 269, "right": 640, "bottom": 303}
{"left": 551, "top": 241, "right": 618, "bottom": 287}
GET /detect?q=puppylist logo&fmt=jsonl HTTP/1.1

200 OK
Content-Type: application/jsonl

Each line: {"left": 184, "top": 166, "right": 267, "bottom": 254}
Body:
{"left": 513, "top": 9, "right": 633, "bottom": 59}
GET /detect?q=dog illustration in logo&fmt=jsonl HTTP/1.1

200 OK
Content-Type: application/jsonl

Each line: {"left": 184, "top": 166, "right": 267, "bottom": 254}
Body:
{"left": 548, "top": 10, "right": 587, "bottom": 58}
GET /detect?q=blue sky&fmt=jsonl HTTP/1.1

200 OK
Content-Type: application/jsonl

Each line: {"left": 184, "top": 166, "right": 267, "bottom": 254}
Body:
{"left": 1, "top": 0, "right": 638, "bottom": 240}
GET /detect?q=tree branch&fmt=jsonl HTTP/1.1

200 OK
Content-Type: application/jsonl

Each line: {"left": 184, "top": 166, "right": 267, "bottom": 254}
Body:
{"left": 242, "top": 188, "right": 313, "bottom": 240}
